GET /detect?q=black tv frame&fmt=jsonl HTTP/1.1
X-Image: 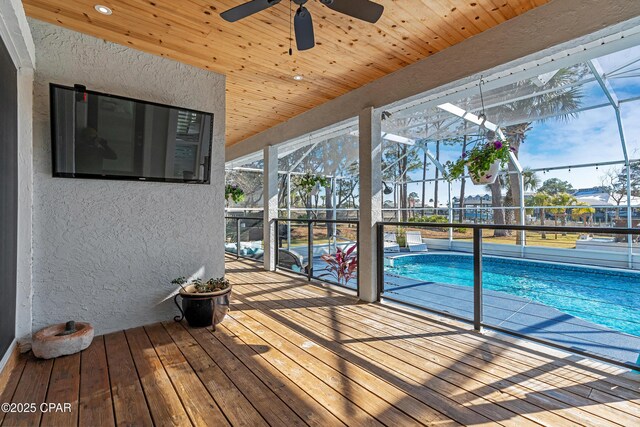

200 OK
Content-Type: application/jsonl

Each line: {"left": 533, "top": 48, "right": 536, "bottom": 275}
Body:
{"left": 50, "top": 83, "right": 214, "bottom": 184}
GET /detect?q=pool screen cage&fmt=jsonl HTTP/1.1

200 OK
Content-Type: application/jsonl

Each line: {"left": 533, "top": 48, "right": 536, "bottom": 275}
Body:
{"left": 376, "top": 36, "right": 640, "bottom": 261}
{"left": 226, "top": 122, "right": 361, "bottom": 222}
{"left": 226, "top": 27, "right": 640, "bottom": 263}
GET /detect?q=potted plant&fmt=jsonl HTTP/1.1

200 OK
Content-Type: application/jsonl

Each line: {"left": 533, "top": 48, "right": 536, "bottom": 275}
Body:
{"left": 225, "top": 184, "right": 245, "bottom": 205}
{"left": 172, "top": 276, "right": 232, "bottom": 328}
{"left": 445, "top": 139, "right": 513, "bottom": 185}
{"left": 320, "top": 244, "right": 358, "bottom": 287}
{"left": 297, "top": 173, "right": 330, "bottom": 196}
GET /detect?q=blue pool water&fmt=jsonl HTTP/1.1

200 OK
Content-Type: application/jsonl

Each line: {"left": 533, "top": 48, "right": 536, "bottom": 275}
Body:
{"left": 387, "top": 254, "right": 640, "bottom": 337}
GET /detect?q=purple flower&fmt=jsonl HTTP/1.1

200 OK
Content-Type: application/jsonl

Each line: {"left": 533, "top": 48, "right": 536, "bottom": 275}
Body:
{"left": 493, "top": 140, "right": 503, "bottom": 150}
{"left": 461, "top": 151, "right": 467, "bottom": 158}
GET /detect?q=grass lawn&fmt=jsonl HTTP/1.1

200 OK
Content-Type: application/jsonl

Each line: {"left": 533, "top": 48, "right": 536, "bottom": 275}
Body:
{"left": 466, "top": 232, "right": 581, "bottom": 249}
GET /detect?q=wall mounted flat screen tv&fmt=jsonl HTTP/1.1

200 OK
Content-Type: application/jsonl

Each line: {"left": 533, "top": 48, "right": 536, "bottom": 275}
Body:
{"left": 50, "top": 84, "right": 213, "bottom": 184}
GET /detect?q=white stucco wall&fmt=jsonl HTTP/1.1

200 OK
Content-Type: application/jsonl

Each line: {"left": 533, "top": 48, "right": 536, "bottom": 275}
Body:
{"left": 29, "top": 19, "right": 226, "bottom": 335}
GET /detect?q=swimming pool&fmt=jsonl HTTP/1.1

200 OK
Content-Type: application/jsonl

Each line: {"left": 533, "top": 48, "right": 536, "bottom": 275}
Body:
{"left": 386, "top": 254, "right": 640, "bottom": 337}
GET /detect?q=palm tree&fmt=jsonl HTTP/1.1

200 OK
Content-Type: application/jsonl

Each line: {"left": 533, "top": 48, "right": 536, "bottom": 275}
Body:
{"left": 548, "top": 192, "right": 578, "bottom": 238}
{"left": 571, "top": 202, "right": 595, "bottom": 226}
{"left": 527, "top": 191, "right": 552, "bottom": 239}
{"left": 487, "top": 167, "right": 540, "bottom": 239}
{"left": 504, "top": 167, "right": 540, "bottom": 224}
{"left": 487, "top": 66, "right": 586, "bottom": 232}
{"left": 408, "top": 192, "right": 419, "bottom": 218}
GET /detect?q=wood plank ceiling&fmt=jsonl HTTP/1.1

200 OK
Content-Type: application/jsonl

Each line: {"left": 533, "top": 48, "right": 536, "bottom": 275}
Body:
{"left": 23, "top": 0, "right": 549, "bottom": 146}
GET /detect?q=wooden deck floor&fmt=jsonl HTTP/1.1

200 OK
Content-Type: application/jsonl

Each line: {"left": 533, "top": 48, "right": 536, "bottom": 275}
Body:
{"left": 2, "top": 256, "right": 640, "bottom": 426}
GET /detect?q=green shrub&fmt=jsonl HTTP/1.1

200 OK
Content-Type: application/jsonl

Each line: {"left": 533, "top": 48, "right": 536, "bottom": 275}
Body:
{"left": 409, "top": 215, "right": 448, "bottom": 224}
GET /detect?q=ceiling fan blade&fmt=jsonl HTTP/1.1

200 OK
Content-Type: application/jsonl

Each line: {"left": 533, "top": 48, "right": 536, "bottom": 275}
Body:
{"left": 294, "top": 6, "right": 315, "bottom": 51}
{"left": 220, "top": 0, "right": 281, "bottom": 23}
{"left": 320, "top": 0, "right": 384, "bottom": 23}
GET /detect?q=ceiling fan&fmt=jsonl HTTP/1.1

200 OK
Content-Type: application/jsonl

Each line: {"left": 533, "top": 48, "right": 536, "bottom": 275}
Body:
{"left": 220, "top": 0, "right": 384, "bottom": 52}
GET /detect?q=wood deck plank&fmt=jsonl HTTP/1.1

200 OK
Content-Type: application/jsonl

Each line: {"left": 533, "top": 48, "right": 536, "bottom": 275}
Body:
{"left": 161, "top": 321, "right": 269, "bottom": 427}
{"left": 232, "top": 278, "right": 589, "bottom": 425}
{"left": 103, "top": 331, "right": 153, "bottom": 427}
{"left": 0, "top": 355, "right": 26, "bottom": 426}
{"left": 231, "top": 280, "right": 524, "bottom": 426}
{"left": 228, "top": 304, "right": 457, "bottom": 426}
{"left": 40, "top": 352, "right": 81, "bottom": 427}
{"left": 1, "top": 257, "right": 638, "bottom": 427}
{"left": 204, "top": 325, "right": 347, "bottom": 426}
{"left": 1, "top": 356, "right": 53, "bottom": 427}
{"left": 279, "top": 273, "right": 640, "bottom": 404}
{"left": 124, "top": 327, "right": 191, "bottom": 427}
{"left": 270, "top": 279, "right": 633, "bottom": 426}
{"left": 222, "top": 314, "right": 399, "bottom": 426}
{"left": 143, "top": 323, "right": 230, "bottom": 427}
{"left": 78, "top": 336, "right": 116, "bottom": 427}
{"left": 225, "top": 260, "right": 640, "bottom": 426}
{"left": 241, "top": 265, "right": 640, "bottom": 396}
{"left": 331, "top": 294, "right": 640, "bottom": 424}
{"left": 185, "top": 326, "right": 309, "bottom": 427}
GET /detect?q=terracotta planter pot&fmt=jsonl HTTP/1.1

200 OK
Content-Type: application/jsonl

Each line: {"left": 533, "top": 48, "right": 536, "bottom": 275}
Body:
{"left": 469, "top": 160, "right": 500, "bottom": 185}
{"left": 174, "top": 285, "right": 232, "bottom": 328}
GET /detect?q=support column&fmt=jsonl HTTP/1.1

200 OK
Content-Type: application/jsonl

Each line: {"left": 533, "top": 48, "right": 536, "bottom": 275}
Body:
{"left": 447, "top": 181, "right": 453, "bottom": 249}
{"left": 286, "top": 172, "right": 291, "bottom": 249}
{"left": 263, "top": 145, "right": 278, "bottom": 271}
{"left": 359, "top": 107, "right": 383, "bottom": 302}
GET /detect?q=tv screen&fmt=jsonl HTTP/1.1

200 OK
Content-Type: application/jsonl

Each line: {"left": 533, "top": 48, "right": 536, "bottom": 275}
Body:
{"left": 50, "top": 84, "right": 213, "bottom": 184}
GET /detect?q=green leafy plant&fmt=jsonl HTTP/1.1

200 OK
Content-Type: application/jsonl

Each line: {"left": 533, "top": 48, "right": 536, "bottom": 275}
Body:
{"left": 320, "top": 244, "right": 358, "bottom": 286}
{"left": 407, "top": 215, "right": 467, "bottom": 233}
{"left": 409, "top": 215, "right": 448, "bottom": 223}
{"left": 296, "top": 173, "right": 330, "bottom": 194}
{"left": 172, "top": 276, "right": 230, "bottom": 293}
{"left": 395, "top": 228, "right": 407, "bottom": 247}
{"left": 171, "top": 276, "right": 188, "bottom": 291}
{"left": 444, "top": 139, "right": 513, "bottom": 182}
{"left": 225, "top": 184, "right": 245, "bottom": 204}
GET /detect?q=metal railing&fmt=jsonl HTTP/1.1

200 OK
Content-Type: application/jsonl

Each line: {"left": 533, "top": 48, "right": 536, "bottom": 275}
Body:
{"left": 224, "top": 216, "right": 264, "bottom": 262}
{"left": 275, "top": 218, "right": 359, "bottom": 291}
{"left": 377, "top": 221, "right": 640, "bottom": 370}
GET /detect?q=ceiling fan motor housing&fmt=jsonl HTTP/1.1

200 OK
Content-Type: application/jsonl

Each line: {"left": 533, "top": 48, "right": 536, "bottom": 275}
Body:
{"left": 221, "top": 0, "right": 384, "bottom": 50}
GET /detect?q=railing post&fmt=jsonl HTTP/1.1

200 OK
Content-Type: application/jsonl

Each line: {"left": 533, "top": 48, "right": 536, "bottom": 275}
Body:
{"left": 357, "top": 221, "right": 361, "bottom": 295}
{"left": 376, "top": 223, "right": 384, "bottom": 300}
{"left": 236, "top": 218, "right": 241, "bottom": 260}
{"left": 308, "top": 221, "right": 314, "bottom": 281}
{"left": 263, "top": 145, "right": 278, "bottom": 271}
{"left": 274, "top": 219, "right": 279, "bottom": 268}
{"left": 473, "top": 227, "right": 483, "bottom": 332}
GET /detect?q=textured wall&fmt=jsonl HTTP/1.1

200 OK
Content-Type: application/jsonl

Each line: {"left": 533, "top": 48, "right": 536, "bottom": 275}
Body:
{"left": 29, "top": 19, "right": 226, "bottom": 335}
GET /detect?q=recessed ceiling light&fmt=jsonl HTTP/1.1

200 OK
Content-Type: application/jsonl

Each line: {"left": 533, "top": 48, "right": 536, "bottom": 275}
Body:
{"left": 293, "top": 75, "right": 304, "bottom": 81}
{"left": 94, "top": 4, "right": 112, "bottom": 15}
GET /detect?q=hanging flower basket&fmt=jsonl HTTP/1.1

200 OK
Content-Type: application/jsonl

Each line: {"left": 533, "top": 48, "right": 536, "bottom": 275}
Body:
{"left": 296, "top": 173, "right": 330, "bottom": 195}
{"left": 225, "top": 184, "right": 245, "bottom": 207}
{"left": 469, "top": 160, "right": 500, "bottom": 185}
{"left": 445, "top": 139, "right": 513, "bottom": 186}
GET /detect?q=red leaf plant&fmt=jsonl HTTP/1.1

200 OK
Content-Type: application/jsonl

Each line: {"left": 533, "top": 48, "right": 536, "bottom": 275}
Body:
{"left": 320, "top": 244, "right": 358, "bottom": 286}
